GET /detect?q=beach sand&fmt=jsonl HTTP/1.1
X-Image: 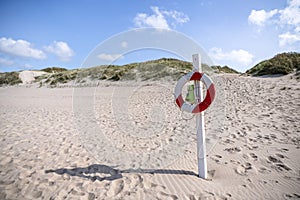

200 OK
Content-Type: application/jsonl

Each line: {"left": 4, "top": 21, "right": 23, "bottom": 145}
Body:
{"left": 0, "top": 74, "right": 299, "bottom": 199}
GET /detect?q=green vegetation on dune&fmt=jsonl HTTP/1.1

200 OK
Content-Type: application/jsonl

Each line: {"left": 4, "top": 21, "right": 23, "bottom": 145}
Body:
{"left": 134, "top": 58, "right": 193, "bottom": 81}
{"left": 35, "top": 67, "right": 73, "bottom": 87}
{"left": 0, "top": 58, "right": 237, "bottom": 87}
{"left": 29, "top": 52, "right": 300, "bottom": 86}
{"left": 90, "top": 64, "right": 137, "bottom": 81}
{"left": 75, "top": 58, "right": 195, "bottom": 82}
{"left": 211, "top": 65, "right": 240, "bottom": 74}
{"left": 3, "top": 52, "right": 299, "bottom": 87}
{"left": 39, "top": 70, "right": 78, "bottom": 86}
{"left": 147, "top": 58, "right": 193, "bottom": 71}
{"left": 41, "top": 67, "right": 68, "bottom": 73}
{"left": 0, "top": 72, "right": 22, "bottom": 86}
{"left": 246, "top": 52, "right": 300, "bottom": 76}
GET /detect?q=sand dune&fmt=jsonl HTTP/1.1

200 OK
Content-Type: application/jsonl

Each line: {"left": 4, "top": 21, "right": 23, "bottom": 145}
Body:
{"left": 0, "top": 74, "right": 299, "bottom": 199}
{"left": 18, "top": 70, "right": 48, "bottom": 84}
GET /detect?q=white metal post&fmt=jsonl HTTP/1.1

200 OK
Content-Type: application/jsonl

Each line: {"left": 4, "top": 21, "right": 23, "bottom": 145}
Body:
{"left": 193, "top": 54, "right": 207, "bottom": 179}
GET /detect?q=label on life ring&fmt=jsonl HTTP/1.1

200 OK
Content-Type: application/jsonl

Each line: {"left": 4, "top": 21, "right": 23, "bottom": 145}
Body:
{"left": 174, "top": 71, "right": 215, "bottom": 113}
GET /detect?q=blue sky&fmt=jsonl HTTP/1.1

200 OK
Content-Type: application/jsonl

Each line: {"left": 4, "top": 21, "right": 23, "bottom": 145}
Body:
{"left": 0, "top": 0, "right": 299, "bottom": 72}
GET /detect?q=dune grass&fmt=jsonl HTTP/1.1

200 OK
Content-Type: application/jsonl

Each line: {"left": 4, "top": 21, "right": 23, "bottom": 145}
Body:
{"left": 0, "top": 72, "right": 22, "bottom": 86}
{"left": 246, "top": 52, "right": 300, "bottom": 76}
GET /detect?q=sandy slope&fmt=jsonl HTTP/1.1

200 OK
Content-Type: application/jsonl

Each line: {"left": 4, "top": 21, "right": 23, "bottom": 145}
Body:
{"left": 0, "top": 74, "right": 299, "bottom": 199}
{"left": 18, "top": 70, "right": 47, "bottom": 84}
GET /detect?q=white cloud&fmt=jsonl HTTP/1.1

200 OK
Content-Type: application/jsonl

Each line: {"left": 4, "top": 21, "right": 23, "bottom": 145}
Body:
{"left": 279, "top": 32, "right": 300, "bottom": 46}
{"left": 248, "top": 9, "right": 278, "bottom": 26}
{"left": 279, "top": 0, "right": 300, "bottom": 26}
{"left": 98, "top": 53, "right": 124, "bottom": 62}
{"left": 44, "top": 41, "right": 74, "bottom": 62}
{"left": 248, "top": 0, "right": 300, "bottom": 46}
{"left": 278, "top": 0, "right": 300, "bottom": 46}
{"left": 0, "top": 37, "right": 46, "bottom": 59}
{"left": 0, "top": 57, "right": 14, "bottom": 66}
{"left": 121, "top": 41, "right": 128, "bottom": 48}
{"left": 134, "top": 7, "right": 169, "bottom": 29}
{"left": 133, "top": 6, "right": 189, "bottom": 29}
{"left": 209, "top": 47, "right": 254, "bottom": 66}
{"left": 162, "top": 9, "right": 189, "bottom": 26}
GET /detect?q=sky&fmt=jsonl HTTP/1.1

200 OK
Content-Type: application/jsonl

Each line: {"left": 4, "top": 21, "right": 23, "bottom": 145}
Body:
{"left": 0, "top": 0, "right": 299, "bottom": 72}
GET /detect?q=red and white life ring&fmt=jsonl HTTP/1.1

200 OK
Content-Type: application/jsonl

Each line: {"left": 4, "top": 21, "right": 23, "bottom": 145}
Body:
{"left": 174, "top": 71, "right": 215, "bottom": 113}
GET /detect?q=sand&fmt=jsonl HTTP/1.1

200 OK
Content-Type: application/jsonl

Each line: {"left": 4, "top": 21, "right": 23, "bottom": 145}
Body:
{"left": 18, "top": 70, "right": 48, "bottom": 84}
{"left": 0, "top": 74, "right": 299, "bottom": 199}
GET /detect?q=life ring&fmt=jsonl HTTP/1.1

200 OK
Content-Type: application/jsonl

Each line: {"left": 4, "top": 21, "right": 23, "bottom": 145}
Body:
{"left": 174, "top": 71, "right": 215, "bottom": 113}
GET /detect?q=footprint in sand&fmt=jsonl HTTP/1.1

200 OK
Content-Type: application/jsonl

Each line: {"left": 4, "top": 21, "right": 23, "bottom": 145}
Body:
{"left": 199, "top": 191, "right": 217, "bottom": 199}
{"left": 224, "top": 146, "right": 241, "bottom": 153}
{"left": 208, "top": 170, "right": 216, "bottom": 179}
{"left": 230, "top": 160, "right": 240, "bottom": 165}
{"left": 210, "top": 155, "right": 222, "bottom": 164}
{"left": 157, "top": 191, "right": 178, "bottom": 200}
{"left": 221, "top": 138, "right": 235, "bottom": 145}
{"left": 280, "top": 148, "right": 289, "bottom": 152}
{"left": 267, "top": 155, "right": 291, "bottom": 171}
{"left": 274, "top": 163, "right": 291, "bottom": 171}
{"left": 284, "top": 193, "right": 300, "bottom": 199}
{"left": 258, "top": 167, "right": 271, "bottom": 174}
{"left": 0, "top": 192, "right": 6, "bottom": 199}
{"left": 249, "top": 153, "right": 258, "bottom": 160}
{"left": 236, "top": 162, "right": 257, "bottom": 176}
{"left": 31, "top": 190, "right": 43, "bottom": 198}
{"left": 0, "top": 156, "right": 13, "bottom": 165}
{"left": 188, "top": 191, "right": 230, "bottom": 200}
{"left": 267, "top": 156, "right": 282, "bottom": 163}
{"left": 275, "top": 153, "right": 285, "bottom": 159}
{"left": 106, "top": 180, "right": 124, "bottom": 197}
{"left": 130, "top": 174, "right": 143, "bottom": 189}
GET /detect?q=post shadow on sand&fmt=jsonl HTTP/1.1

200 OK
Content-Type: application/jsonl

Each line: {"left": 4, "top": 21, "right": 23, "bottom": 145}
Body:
{"left": 45, "top": 164, "right": 198, "bottom": 182}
